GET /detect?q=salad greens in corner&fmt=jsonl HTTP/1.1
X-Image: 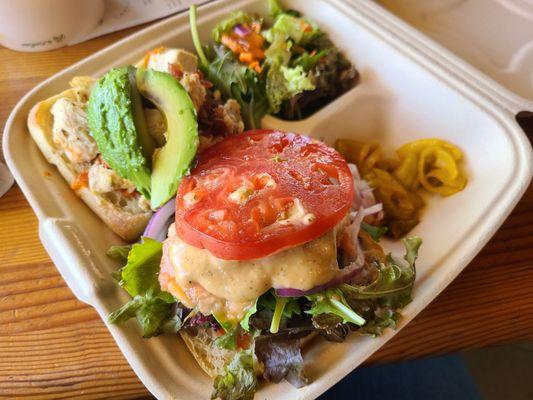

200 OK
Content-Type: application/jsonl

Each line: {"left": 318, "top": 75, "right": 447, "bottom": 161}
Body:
{"left": 190, "top": 0, "right": 358, "bottom": 128}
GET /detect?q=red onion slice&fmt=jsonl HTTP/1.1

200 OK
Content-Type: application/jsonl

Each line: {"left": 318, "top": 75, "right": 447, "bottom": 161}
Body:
{"left": 275, "top": 259, "right": 364, "bottom": 297}
{"left": 233, "top": 24, "right": 251, "bottom": 37}
{"left": 143, "top": 198, "right": 176, "bottom": 242}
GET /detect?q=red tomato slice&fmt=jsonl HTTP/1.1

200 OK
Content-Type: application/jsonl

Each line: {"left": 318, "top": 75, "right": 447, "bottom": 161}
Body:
{"left": 175, "top": 130, "right": 355, "bottom": 260}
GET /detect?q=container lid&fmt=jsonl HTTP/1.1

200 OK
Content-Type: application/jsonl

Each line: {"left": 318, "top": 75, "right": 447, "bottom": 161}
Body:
{"left": 378, "top": 0, "right": 533, "bottom": 102}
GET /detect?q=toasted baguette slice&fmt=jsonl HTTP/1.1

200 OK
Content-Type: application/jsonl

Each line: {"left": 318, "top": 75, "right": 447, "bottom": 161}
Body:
{"left": 27, "top": 77, "right": 152, "bottom": 242}
{"left": 179, "top": 329, "right": 236, "bottom": 378}
{"left": 179, "top": 328, "right": 318, "bottom": 378}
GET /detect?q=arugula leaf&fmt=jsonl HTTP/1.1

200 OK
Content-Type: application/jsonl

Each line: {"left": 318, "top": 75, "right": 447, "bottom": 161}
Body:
{"left": 306, "top": 288, "right": 365, "bottom": 326}
{"left": 204, "top": 46, "right": 267, "bottom": 129}
{"left": 341, "top": 236, "right": 422, "bottom": 306}
{"left": 212, "top": 11, "right": 253, "bottom": 42}
{"left": 108, "top": 289, "right": 181, "bottom": 338}
{"left": 212, "top": 350, "right": 258, "bottom": 400}
{"left": 338, "top": 236, "right": 422, "bottom": 337}
{"left": 361, "top": 222, "right": 388, "bottom": 242}
{"left": 106, "top": 244, "right": 131, "bottom": 261}
{"left": 358, "top": 308, "right": 401, "bottom": 337}
{"left": 107, "top": 238, "right": 180, "bottom": 337}
{"left": 255, "top": 335, "right": 308, "bottom": 388}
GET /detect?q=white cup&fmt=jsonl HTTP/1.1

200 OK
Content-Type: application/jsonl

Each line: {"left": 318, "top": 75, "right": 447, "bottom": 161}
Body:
{"left": 0, "top": 0, "right": 105, "bottom": 52}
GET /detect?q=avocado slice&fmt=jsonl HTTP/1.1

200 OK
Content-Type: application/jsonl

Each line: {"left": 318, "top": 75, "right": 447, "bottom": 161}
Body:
{"left": 136, "top": 68, "right": 199, "bottom": 210}
{"left": 87, "top": 66, "right": 155, "bottom": 198}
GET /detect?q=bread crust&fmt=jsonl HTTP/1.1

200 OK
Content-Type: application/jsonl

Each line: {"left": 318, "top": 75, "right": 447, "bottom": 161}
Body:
{"left": 27, "top": 78, "right": 152, "bottom": 242}
{"left": 179, "top": 328, "right": 318, "bottom": 379}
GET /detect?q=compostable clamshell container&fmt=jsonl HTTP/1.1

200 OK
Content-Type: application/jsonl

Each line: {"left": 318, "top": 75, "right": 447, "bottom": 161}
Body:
{"left": 3, "top": 0, "right": 532, "bottom": 399}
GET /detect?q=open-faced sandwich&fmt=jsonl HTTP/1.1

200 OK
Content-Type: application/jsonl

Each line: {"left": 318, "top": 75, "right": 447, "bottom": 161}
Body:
{"left": 28, "top": 46, "right": 244, "bottom": 241}
{"left": 28, "top": 1, "right": 469, "bottom": 399}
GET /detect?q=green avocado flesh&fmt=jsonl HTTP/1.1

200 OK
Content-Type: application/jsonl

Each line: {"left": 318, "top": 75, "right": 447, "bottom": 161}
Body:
{"left": 136, "top": 67, "right": 199, "bottom": 210}
{"left": 87, "top": 66, "right": 155, "bottom": 198}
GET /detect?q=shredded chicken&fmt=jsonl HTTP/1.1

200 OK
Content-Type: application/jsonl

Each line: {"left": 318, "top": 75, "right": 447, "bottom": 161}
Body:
{"left": 218, "top": 99, "right": 245, "bottom": 135}
{"left": 180, "top": 72, "right": 207, "bottom": 111}
{"left": 88, "top": 160, "right": 136, "bottom": 194}
{"left": 51, "top": 97, "right": 98, "bottom": 165}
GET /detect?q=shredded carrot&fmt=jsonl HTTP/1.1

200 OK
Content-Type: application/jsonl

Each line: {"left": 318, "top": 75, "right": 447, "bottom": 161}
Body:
{"left": 239, "top": 52, "right": 254, "bottom": 64}
{"left": 221, "top": 34, "right": 242, "bottom": 53}
{"left": 141, "top": 46, "right": 166, "bottom": 67}
{"left": 221, "top": 24, "right": 265, "bottom": 71}
{"left": 249, "top": 61, "right": 262, "bottom": 73}
{"left": 71, "top": 171, "right": 88, "bottom": 191}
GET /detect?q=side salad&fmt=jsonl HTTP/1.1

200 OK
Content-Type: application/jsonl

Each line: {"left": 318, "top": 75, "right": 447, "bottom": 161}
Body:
{"left": 190, "top": 0, "right": 358, "bottom": 127}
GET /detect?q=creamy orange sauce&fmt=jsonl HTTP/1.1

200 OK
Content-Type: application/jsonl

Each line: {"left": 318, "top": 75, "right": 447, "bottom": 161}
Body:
{"left": 159, "top": 223, "right": 342, "bottom": 319}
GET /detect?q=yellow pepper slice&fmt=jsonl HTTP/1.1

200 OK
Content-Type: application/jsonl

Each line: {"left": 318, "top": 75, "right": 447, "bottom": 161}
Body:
{"left": 397, "top": 138, "right": 463, "bottom": 161}
{"left": 394, "top": 151, "right": 419, "bottom": 189}
{"left": 364, "top": 168, "right": 423, "bottom": 220}
{"left": 335, "top": 139, "right": 383, "bottom": 175}
{"left": 418, "top": 145, "right": 466, "bottom": 196}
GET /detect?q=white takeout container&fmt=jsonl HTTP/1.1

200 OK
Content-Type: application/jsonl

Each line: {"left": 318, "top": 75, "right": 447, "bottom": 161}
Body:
{"left": 3, "top": 0, "right": 532, "bottom": 399}
{"left": 377, "top": 0, "right": 533, "bottom": 102}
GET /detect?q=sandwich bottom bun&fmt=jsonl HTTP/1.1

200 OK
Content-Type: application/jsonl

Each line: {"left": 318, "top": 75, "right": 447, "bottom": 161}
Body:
{"left": 27, "top": 77, "right": 152, "bottom": 242}
{"left": 180, "top": 328, "right": 318, "bottom": 379}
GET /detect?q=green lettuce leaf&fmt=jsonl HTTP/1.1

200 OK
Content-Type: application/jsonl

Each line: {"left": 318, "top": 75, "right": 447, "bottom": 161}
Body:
{"left": 263, "top": 20, "right": 315, "bottom": 114}
{"left": 107, "top": 238, "right": 180, "bottom": 337}
{"left": 212, "top": 350, "right": 258, "bottom": 400}
{"left": 212, "top": 11, "right": 253, "bottom": 42}
{"left": 266, "top": 65, "right": 314, "bottom": 114}
{"left": 118, "top": 238, "right": 164, "bottom": 297}
{"left": 106, "top": 244, "right": 131, "bottom": 261}
{"left": 281, "top": 66, "right": 315, "bottom": 93}
{"left": 268, "top": 0, "right": 284, "bottom": 18}
{"left": 263, "top": 14, "right": 319, "bottom": 45}
{"left": 306, "top": 288, "right": 365, "bottom": 326}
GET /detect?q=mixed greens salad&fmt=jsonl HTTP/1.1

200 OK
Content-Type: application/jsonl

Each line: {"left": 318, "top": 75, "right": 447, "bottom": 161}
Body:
{"left": 190, "top": 0, "right": 358, "bottom": 128}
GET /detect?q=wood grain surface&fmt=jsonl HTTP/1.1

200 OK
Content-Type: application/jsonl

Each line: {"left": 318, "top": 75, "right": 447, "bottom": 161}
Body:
{"left": 1, "top": 22, "right": 532, "bottom": 400}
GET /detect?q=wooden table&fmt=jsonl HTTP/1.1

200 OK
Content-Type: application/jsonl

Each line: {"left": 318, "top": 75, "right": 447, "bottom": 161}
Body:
{"left": 1, "top": 24, "right": 532, "bottom": 400}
